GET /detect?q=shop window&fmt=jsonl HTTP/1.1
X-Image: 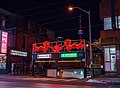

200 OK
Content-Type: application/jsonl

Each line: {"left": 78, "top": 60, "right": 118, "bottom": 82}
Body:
{"left": 110, "top": 48, "right": 116, "bottom": 54}
{"left": 105, "top": 62, "right": 110, "bottom": 71}
{"left": 111, "top": 55, "right": 116, "bottom": 71}
{"left": 0, "top": 56, "right": 6, "bottom": 69}
{"left": 111, "top": 63, "right": 116, "bottom": 71}
{"left": 104, "top": 46, "right": 117, "bottom": 72}
{"left": 105, "top": 48, "right": 110, "bottom": 61}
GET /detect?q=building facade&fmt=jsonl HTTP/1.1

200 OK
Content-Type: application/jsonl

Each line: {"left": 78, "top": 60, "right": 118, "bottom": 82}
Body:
{"left": 99, "top": 0, "right": 120, "bottom": 74}
{"left": 0, "top": 8, "right": 55, "bottom": 74}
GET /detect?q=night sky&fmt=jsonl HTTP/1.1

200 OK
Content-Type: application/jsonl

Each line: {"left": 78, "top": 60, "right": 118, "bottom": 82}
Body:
{"left": 0, "top": 0, "right": 103, "bottom": 41}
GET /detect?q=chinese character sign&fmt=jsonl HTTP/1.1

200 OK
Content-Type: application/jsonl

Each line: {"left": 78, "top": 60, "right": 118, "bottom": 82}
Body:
{"left": 0, "top": 31, "right": 8, "bottom": 54}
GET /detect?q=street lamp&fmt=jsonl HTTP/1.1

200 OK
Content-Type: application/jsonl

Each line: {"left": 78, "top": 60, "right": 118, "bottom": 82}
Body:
{"left": 68, "top": 6, "right": 93, "bottom": 78}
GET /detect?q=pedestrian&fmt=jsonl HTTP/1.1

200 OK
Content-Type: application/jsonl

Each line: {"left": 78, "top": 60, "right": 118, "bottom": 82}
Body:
{"left": 13, "top": 64, "right": 16, "bottom": 75}
{"left": 15, "top": 64, "right": 19, "bottom": 75}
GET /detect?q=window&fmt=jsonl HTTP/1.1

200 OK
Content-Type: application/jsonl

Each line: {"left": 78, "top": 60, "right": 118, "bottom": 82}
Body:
{"left": 105, "top": 48, "right": 110, "bottom": 61}
{"left": 104, "top": 16, "right": 120, "bottom": 30}
{"left": 0, "top": 56, "right": 7, "bottom": 69}
{"left": 5, "top": 19, "right": 16, "bottom": 28}
{"left": 2, "top": 20, "right": 5, "bottom": 28}
{"left": 104, "top": 46, "right": 117, "bottom": 72}
{"left": 22, "top": 36, "right": 26, "bottom": 48}
{"left": 110, "top": 48, "right": 116, "bottom": 54}
{"left": 35, "top": 39, "right": 38, "bottom": 43}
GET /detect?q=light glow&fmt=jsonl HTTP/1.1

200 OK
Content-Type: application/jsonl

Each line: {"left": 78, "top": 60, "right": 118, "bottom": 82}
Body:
{"left": 68, "top": 7, "right": 73, "bottom": 11}
{"left": 35, "top": 60, "right": 55, "bottom": 62}
{"left": 61, "top": 53, "right": 77, "bottom": 58}
{"left": 60, "top": 52, "right": 85, "bottom": 58}
{"left": 0, "top": 31, "right": 8, "bottom": 54}
{"left": 37, "top": 54, "right": 51, "bottom": 59}
{"left": 33, "top": 39, "right": 84, "bottom": 53}
{"left": 10, "top": 50, "right": 27, "bottom": 57}
{"left": 58, "top": 60, "right": 81, "bottom": 62}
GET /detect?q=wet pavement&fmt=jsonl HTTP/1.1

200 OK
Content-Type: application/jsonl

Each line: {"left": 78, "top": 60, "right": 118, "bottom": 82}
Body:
{"left": 1, "top": 80, "right": 120, "bottom": 88}
{"left": 0, "top": 75, "right": 120, "bottom": 88}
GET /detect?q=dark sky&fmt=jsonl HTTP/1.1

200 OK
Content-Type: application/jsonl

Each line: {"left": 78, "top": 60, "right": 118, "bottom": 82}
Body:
{"left": 0, "top": 0, "right": 103, "bottom": 41}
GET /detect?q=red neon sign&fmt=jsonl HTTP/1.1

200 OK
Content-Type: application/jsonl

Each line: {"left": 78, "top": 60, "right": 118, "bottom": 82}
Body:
{"left": 33, "top": 39, "right": 84, "bottom": 53}
{"left": 33, "top": 41, "right": 50, "bottom": 53}
{"left": 52, "top": 44, "right": 63, "bottom": 53}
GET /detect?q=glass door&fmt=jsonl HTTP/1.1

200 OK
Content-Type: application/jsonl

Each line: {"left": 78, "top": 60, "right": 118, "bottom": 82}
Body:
{"left": 104, "top": 47, "right": 116, "bottom": 72}
{"left": 105, "top": 47, "right": 110, "bottom": 71}
{"left": 110, "top": 54, "right": 116, "bottom": 71}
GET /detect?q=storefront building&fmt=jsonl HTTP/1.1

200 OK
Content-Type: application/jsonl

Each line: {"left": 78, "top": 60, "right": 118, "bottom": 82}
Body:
{"left": 32, "top": 39, "right": 86, "bottom": 79}
{"left": 8, "top": 50, "right": 28, "bottom": 74}
{"left": 99, "top": 0, "right": 120, "bottom": 74}
{"left": 98, "top": 30, "right": 120, "bottom": 74}
{"left": 0, "top": 8, "right": 55, "bottom": 74}
{"left": 32, "top": 39, "right": 104, "bottom": 78}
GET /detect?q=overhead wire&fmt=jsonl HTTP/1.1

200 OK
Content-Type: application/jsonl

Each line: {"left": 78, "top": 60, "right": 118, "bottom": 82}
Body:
{"left": 3, "top": 1, "right": 68, "bottom": 17}
{"left": 1, "top": 0, "right": 102, "bottom": 20}
{"left": 1, "top": 0, "right": 101, "bottom": 25}
{"left": 40, "top": 16, "right": 78, "bottom": 26}
{"left": 1, "top": 1, "right": 104, "bottom": 35}
{"left": 39, "top": 23, "right": 104, "bottom": 35}
{"left": 20, "top": 7, "right": 65, "bottom": 17}
{"left": 15, "top": 1, "right": 68, "bottom": 13}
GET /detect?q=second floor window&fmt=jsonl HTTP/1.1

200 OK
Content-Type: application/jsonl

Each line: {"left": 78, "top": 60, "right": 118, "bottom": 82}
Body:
{"left": 22, "top": 36, "right": 26, "bottom": 48}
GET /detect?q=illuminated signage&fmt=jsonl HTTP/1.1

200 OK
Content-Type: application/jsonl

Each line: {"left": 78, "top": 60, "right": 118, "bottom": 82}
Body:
{"left": 33, "top": 39, "right": 85, "bottom": 53}
{"left": 10, "top": 50, "right": 27, "bottom": 57}
{"left": 0, "top": 54, "right": 6, "bottom": 57}
{"left": 0, "top": 31, "right": 8, "bottom": 53}
{"left": 37, "top": 54, "right": 51, "bottom": 59}
{"left": 60, "top": 52, "right": 85, "bottom": 58}
{"left": 61, "top": 53, "right": 77, "bottom": 58}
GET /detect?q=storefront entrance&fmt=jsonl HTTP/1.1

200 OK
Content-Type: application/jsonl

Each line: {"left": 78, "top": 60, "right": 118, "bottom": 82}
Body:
{"left": 104, "top": 46, "right": 117, "bottom": 72}
{"left": 0, "top": 54, "right": 7, "bottom": 74}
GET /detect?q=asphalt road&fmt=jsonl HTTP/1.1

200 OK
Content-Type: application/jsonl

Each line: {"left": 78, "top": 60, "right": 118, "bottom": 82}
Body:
{"left": 0, "top": 76, "right": 120, "bottom": 88}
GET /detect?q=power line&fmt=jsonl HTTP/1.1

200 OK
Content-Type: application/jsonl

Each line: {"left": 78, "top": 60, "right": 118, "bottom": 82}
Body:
{"left": 21, "top": 7, "right": 65, "bottom": 17}
{"left": 0, "top": 1, "right": 69, "bottom": 18}
{"left": 3, "top": 12, "right": 104, "bottom": 31}
{"left": 54, "top": 23, "right": 103, "bottom": 33}
{"left": 39, "top": 23, "right": 103, "bottom": 35}
{"left": 15, "top": 1, "right": 68, "bottom": 13}
{"left": 0, "top": 1, "right": 101, "bottom": 23}
{"left": 41, "top": 16, "right": 78, "bottom": 26}
{"left": 37, "top": 14, "right": 71, "bottom": 22}
{"left": 0, "top": 0, "right": 102, "bottom": 21}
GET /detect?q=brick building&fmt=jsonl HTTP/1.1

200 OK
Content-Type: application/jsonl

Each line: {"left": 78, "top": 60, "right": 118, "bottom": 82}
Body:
{"left": 98, "top": 0, "right": 120, "bottom": 74}
{"left": 0, "top": 8, "right": 55, "bottom": 74}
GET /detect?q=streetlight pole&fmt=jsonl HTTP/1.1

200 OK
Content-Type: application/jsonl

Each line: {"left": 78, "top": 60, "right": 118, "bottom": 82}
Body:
{"left": 69, "top": 7, "right": 93, "bottom": 78}
{"left": 88, "top": 10, "right": 93, "bottom": 78}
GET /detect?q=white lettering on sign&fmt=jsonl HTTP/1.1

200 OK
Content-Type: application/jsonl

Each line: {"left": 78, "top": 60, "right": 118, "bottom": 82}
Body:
{"left": 1, "top": 31, "right": 8, "bottom": 53}
{"left": 10, "top": 50, "right": 27, "bottom": 57}
{"left": 37, "top": 54, "right": 51, "bottom": 59}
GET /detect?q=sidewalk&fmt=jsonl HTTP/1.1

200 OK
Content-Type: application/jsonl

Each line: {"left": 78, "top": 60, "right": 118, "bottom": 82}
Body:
{"left": 86, "top": 78, "right": 120, "bottom": 85}
{"left": 86, "top": 73, "right": 120, "bottom": 85}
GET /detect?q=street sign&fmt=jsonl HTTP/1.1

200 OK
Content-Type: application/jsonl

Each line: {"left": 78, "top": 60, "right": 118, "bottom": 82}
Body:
{"left": 78, "top": 30, "right": 83, "bottom": 35}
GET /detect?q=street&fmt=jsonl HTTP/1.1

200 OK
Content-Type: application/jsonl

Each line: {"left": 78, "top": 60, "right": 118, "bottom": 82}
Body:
{"left": 0, "top": 75, "right": 120, "bottom": 88}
